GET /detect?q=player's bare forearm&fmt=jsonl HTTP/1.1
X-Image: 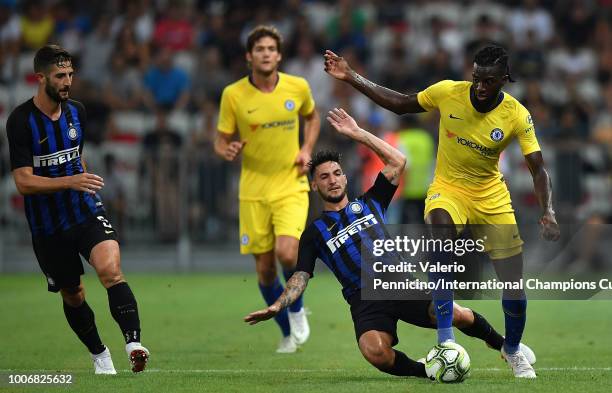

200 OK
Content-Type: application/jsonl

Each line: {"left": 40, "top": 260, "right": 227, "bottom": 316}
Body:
{"left": 12, "top": 167, "right": 103, "bottom": 195}
{"left": 525, "top": 151, "right": 560, "bottom": 240}
{"left": 275, "top": 271, "right": 310, "bottom": 310}
{"left": 347, "top": 70, "right": 425, "bottom": 115}
{"left": 301, "top": 110, "right": 320, "bottom": 153}
{"left": 353, "top": 127, "right": 406, "bottom": 185}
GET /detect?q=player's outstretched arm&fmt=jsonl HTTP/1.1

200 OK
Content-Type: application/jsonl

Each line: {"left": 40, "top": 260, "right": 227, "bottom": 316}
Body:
{"left": 244, "top": 271, "right": 310, "bottom": 325}
{"left": 12, "top": 167, "right": 104, "bottom": 195}
{"left": 327, "top": 108, "right": 406, "bottom": 185}
{"left": 525, "top": 151, "right": 560, "bottom": 241}
{"left": 214, "top": 131, "right": 246, "bottom": 161}
{"left": 323, "top": 50, "right": 425, "bottom": 115}
{"left": 295, "top": 109, "right": 321, "bottom": 175}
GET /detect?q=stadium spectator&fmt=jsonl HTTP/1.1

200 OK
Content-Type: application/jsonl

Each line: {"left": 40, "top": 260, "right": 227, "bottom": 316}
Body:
{"left": 20, "top": 0, "right": 55, "bottom": 51}
{"left": 143, "top": 47, "right": 191, "bottom": 112}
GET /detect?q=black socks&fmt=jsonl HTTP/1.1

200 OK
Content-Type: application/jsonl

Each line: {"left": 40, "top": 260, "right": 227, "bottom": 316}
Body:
{"left": 107, "top": 282, "right": 141, "bottom": 344}
{"left": 458, "top": 311, "right": 504, "bottom": 350}
{"left": 63, "top": 300, "right": 105, "bottom": 355}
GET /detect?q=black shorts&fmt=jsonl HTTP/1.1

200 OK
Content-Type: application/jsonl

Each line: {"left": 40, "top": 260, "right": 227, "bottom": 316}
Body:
{"left": 32, "top": 214, "right": 118, "bottom": 292}
{"left": 348, "top": 294, "right": 436, "bottom": 347}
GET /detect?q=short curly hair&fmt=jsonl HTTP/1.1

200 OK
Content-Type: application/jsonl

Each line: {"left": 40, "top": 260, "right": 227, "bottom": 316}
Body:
{"left": 473, "top": 45, "right": 515, "bottom": 82}
{"left": 309, "top": 150, "right": 342, "bottom": 177}
{"left": 246, "top": 25, "right": 283, "bottom": 53}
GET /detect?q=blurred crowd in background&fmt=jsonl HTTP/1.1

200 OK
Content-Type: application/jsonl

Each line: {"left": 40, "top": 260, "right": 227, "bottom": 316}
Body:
{"left": 0, "top": 0, "right": 610, "bottom": 268}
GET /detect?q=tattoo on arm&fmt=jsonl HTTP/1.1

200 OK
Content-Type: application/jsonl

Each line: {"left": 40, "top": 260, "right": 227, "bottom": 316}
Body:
{"left": 276, "top": 271, "right": 310, "bottom": 310}
{"left": 350, "top": 72, "right": 423, "bottom": 114}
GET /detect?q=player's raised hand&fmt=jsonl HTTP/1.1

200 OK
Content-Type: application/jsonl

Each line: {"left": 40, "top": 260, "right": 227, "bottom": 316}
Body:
{"left": 244, "top": 304, "right": 280, "bottom": 325}
{"left": 223, "top": 141, "right": 247, "bottom": 161}
{"left": 324, "top": 50, "right": 352, "bottom": 81}
{"left": 539, "top": 211, "right": 560, "bottom": 241}
{"left": 294, "top": 148, "right": 312, "bottom": 176}
{"left": 69, "top": 173, "right": 104, "bottom": 194}
{"left": 327, "top": 108, "right": 361, "bottom": 139}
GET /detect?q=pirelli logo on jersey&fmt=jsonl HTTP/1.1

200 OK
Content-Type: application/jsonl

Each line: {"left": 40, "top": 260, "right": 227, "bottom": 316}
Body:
{"left": 456, "top": 136, "right": 498, "bottom": 157}
{"left": 326, "top": 214, "right": 378, "bottom": 253}
{"left": 33, "top": 146, "right": 80, "bottom": 168}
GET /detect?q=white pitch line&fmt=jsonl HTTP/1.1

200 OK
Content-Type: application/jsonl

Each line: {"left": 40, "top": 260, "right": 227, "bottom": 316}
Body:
{"left": 2, "top": 367, "right": 611, "bottom": 373}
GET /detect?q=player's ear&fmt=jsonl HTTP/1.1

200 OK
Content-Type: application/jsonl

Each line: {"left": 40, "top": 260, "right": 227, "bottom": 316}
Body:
{"left": 311, "top": 180, "right": 318, "bottom": 192}
{"left": 35, "top": 72, "right": 46, "bottom": 84}
{"left": 245, "top": 51, "right": 252, "bottom": 67}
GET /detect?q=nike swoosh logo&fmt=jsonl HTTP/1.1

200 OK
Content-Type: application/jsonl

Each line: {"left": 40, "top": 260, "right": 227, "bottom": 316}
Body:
{"left": 449, "top": 114, "right": 463, "bottom": 120}
{"left": 326, "top": 223, "right": 337, "bottom": 232}
{"left": 105, "top": 230, "right": 114, "bottom": 234}
{"left": 437, "top": 301, "right": 451, "bottom": 310}
{"left": 38, "top": 136, "right": 48, "bottom": 144}
{"left": 247, "top": 108, "right": 258, "bottom": 114}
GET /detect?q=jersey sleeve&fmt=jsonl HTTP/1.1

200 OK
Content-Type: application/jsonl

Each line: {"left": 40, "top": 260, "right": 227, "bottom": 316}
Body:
{"left": 6, "top": 109, "right": 33, "bottom": 170}
{"left": 71, "top": 100, "right": 87, "bottom": 154}
{"left": 298, "top": 79, "right": 315, "bottom": 116}
{"left": 217, "top": 86, "right": 236, "bottom": 134}
{"left": 514, "top": 105, "right": 541, "bottom": 156}
{"left": 364, "top": 172, "right": 398, "bottom": 210}
{"left": 416, "top": 80, "right": 455, "bottom": 112}
{"left": 296, "top": 225, "right": 318, "bottom": 277}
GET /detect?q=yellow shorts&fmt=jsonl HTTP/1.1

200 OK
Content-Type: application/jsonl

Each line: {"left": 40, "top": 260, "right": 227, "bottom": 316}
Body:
{"left": 424, "top": 183, "right": 523, "bottom": 260}
{"left": 239, "top": 192, "right": 309, "bottom": 254}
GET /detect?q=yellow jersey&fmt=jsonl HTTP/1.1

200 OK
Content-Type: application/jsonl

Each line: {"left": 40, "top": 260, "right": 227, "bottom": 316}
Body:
{"left": 417, "top": 80, "right": 540, "bottom": 199}
{"left": 218, "top": 72, "right": 315, "bottom": 200}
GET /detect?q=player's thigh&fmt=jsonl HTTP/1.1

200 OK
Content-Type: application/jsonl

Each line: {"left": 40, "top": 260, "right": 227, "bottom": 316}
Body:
{"left": 270, "top": 192, "right": 308, "bottom": 242}
{"left": 76, "top": 215, "right": 123, "bottom": 287}
{"left": 424, "top": 185, "right": 467, "bottom": 234}
{"left": 470, "top": 197, "right": 523, "bottom": 260}
{"left": 32, "top": 232, "right": 83, "bottom": 293}
{"left": 350, "top": 297, "right": 400, "bottom": 347}
{"left": 239, "top": 199, "right": 274, "bottom": 255}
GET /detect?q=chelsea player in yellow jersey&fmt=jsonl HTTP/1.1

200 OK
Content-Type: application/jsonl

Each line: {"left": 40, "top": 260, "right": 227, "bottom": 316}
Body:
{"left": 324, "top": 45, "right": 560, "bottom": 378}
{"left": 214, "top": 26, "right": 320, "bottom": 353}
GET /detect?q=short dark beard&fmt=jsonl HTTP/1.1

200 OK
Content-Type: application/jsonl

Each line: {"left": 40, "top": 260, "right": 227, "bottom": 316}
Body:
{"left": 45, "top": 81, "right": 68, "bottom": 102}
{"left": 318, "top": 189, "right": 346, "bottom": 203}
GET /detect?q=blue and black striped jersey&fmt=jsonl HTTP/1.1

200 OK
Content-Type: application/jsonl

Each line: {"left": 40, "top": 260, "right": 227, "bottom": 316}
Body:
{"left": 6, "top": 99, "right": 104, "bottom": 236}
{"left": 296, "top": 173, "right": 399, "bottom": 301}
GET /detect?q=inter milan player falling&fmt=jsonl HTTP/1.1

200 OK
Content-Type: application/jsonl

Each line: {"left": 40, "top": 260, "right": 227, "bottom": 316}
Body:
{"left": 5, "top": 45, "right": 149, "bottom": 374}
{"left": 324, "top": 46, "right": 560, "bottom": 378}
{"left": 245, "top": 108, "right": 535, "bottom": 378}
{"left": 215, "top": 26, "right": 320, "bottom": 353}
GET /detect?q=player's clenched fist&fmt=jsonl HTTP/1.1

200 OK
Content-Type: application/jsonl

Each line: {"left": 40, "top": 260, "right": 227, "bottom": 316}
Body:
{"left": 539, "top": 211, "right": 561, "bottom": 241}
{"left": 68, "top": 173, "right": 104, "bottom": 194}
{"left": 223, "top": 141, "right": 247, "bottom": 161}
{"left": 324, "top": 50, "right": 352, "bottom": 81}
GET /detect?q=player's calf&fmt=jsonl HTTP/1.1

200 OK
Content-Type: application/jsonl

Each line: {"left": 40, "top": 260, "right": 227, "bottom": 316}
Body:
{"left": 358, "top": 331, "right": 426, "bottom": 377}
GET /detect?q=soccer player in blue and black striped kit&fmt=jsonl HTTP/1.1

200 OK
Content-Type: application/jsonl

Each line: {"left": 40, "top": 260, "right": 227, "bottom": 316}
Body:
{"left": 6, "top": 45, "right": 149, "bottom": 374}
{"left": 245, "top": 108, "right": 535, "bottom": 378}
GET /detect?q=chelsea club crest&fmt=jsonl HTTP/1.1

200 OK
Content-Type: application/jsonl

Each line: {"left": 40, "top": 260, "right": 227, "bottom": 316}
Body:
{"left": 68, "top": 123, "right": 78, "bottom": 140}
{"left": 349, "top": 202, "right": 363, "bottom": 214}
{"left": 490, "top": 128, "right": 504, "bottom": 142}
{"left": 284, "top": 99, "right": 295, "bottom": 111}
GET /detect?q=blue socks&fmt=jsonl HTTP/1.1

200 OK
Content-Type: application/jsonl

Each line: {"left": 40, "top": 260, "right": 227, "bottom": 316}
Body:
{"left": 502, "top": 296, "right": 527, "bottom": 354}
{"left": 282, "top": 269, "right": 304, "bottom": 313}
{"left": 429, "top": 249, "right": 455, "bottom": 343}
{"left": 258, "top": 278, "right": 291, "bottom": 337}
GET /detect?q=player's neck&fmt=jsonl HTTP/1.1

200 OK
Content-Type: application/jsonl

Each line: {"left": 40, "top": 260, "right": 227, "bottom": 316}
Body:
{"left": 33, "top": 91, "right": 62, "bottom": 120}
{"left": 323, "top": 196, "right": 349, "bottom": 212}
{"left": 249, "top": 70, "right": 279, "bottom": 93}
{"left": 469, "top": 89, "right": 504, "bottom": 113}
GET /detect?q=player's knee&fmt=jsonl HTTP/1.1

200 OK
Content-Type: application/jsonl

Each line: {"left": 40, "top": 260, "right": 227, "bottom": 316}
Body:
{"left": 60, "top": 285, "right": 84, "bottom": 307}
{"left": 275, "top": 247, "right": 296, "bottom": 266}
{"left": 452, "top": 305, "right": 473, "bottom": 328}
{"left": 99, "top": 271, "right": 125, "bottom": 289}
{"left": 360, "top": 341, "right": 394, "bottom": 370}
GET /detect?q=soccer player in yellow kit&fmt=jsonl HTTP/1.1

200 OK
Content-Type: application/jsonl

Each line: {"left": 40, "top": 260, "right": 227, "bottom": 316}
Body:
{"left": 325, "top": 45, "right": 560, "bottom": 378}
{"left": 214, "top": 26, "right": 320, "bottom": 353}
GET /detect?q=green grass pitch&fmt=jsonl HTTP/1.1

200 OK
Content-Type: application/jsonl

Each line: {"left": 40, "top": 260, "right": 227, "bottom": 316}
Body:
{"left": 1, "top": 273, "right": 611, "bottom": 392}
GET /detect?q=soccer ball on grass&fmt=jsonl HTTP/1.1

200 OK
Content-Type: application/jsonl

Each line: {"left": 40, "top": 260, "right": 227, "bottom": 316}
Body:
{"left": 425, "top": 341, "right": 471, "bottom": 383}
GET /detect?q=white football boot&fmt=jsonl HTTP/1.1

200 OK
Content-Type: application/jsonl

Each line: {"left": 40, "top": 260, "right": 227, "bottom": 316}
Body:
{"left": 501, "top": 346, "right": 537, "bottom": 378}
{"left": 276, "top": 335, "right": 298, "bottom": 353}
{"left": 125, "top": 342, "right": 150, "bottom": 373}
{"left": 92, "top": 347, "right": 117, "bottom": 375}
{"left": 519, "top": 342, "right": 536, "bottom": 365}
{"left": 288, "top": 308, "right": 310, "bottom": 345}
